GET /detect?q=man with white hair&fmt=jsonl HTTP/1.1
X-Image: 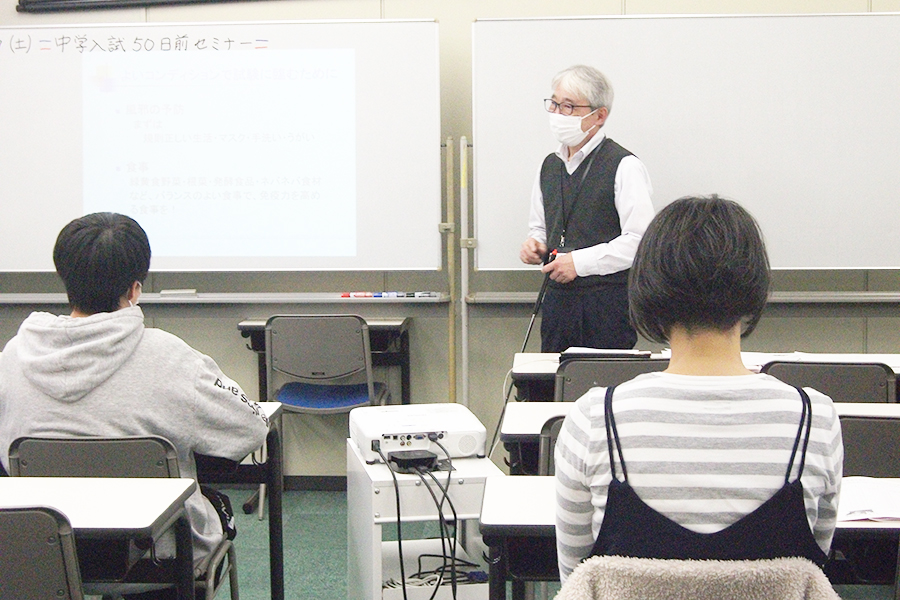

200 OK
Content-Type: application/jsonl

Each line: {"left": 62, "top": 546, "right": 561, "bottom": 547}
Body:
{"left": 520, "top": 65, "right": 655, "bottom": 352}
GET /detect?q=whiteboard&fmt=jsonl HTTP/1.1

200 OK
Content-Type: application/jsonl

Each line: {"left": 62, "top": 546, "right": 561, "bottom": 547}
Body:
{"left": 473, "top": 14, "right": 900, "bottom": 270}
{"left": 0, "top": 20, "right": 441, "bottom": 271}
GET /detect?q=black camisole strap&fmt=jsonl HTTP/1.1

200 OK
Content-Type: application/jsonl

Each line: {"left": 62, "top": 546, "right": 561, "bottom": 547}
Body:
{"left": 785, "top": 386, "right": 813, "bottom": 484}
{"left": 604, "top": 385, "right": 627, "bottom": 481}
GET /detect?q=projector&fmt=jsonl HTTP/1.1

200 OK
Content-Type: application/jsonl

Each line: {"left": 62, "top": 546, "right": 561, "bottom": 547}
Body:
{"left": 349, "top": 403, "right": 486, "bottom": 464}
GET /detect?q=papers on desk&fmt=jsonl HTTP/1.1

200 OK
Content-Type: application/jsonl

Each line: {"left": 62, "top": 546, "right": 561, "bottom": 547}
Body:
{"left": 561, "top": 347, "right": 653, "bottom": 360}
{"left": 838, "top": 477, "right": 900, "bottom": 522}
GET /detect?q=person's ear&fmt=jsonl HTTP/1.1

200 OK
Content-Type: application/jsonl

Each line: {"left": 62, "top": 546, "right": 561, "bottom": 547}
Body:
{"left": 127, "top": 281, "right": 142, "bottom": 305}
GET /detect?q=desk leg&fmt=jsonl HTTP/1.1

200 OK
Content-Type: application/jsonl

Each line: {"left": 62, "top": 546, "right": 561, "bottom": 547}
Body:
{"left": 488, "top": 544, "right": 507, "bottom": 600}
{"left": 894, "top": 536, "right": 900, "bottom": 600}
{"left": 267, "top": 419, "right": 284, "bottom": 600}
{"left": 175, "top": 511, "right": 194, "bottom": 600}
{"left": 400, "top": 330, "right": 411, "bottom": 405}
{"left": 511, "top": 580, "right": 526, "bottom": 600}
{"left": 257, "top": 352, "right": 268, "bottom": 402}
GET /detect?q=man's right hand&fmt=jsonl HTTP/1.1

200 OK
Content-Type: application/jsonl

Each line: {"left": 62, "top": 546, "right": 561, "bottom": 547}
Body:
{"left": 520, "top": 238, "right": 548, "bottom": 265}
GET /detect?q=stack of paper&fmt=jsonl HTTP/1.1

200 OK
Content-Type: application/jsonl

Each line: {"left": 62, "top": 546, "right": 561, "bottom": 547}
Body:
{"left": 837, "top": 477, "right": 900, "bottom": 521}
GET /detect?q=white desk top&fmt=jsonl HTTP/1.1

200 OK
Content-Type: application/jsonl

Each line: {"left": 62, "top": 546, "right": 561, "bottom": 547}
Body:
{"left": 479, "top": 476, "right": 900, "bottom": 530}
{"left": 742, "top": 352, "right": 900, "bottom": 373}
{"left": 0, "top": 477, "right": 195, "bottom": 533}
{"left": 259, "top": 401, "right": 282, "bottom": 424}
{"left": 480, "top": 475, "right": 555, "bottom": 529}
{"left": 834, "top": 403, "right": 900, "bottom": 418}
{"left": 500, "top": 402, "right": 570, "bottom": 439}
{"left": 513, "top": 352, "right": 900, "bottom": 376}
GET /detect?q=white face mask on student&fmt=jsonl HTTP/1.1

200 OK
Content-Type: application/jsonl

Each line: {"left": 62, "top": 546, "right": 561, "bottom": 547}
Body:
{"left": 548, "top": 109, "right": 599, "bottom": 147}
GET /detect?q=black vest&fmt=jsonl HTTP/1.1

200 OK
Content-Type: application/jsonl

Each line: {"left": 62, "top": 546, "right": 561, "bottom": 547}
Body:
{"left": 541, "top": 138, "right": 632, "bottom": 289}
{"left": 589, "top": 386, "right": 828, "bottom": 567}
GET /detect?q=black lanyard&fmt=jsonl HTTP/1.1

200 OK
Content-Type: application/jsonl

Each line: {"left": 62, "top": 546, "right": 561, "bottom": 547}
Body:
{"left": 557, "top": 139, "right": 603, "bottom": 249}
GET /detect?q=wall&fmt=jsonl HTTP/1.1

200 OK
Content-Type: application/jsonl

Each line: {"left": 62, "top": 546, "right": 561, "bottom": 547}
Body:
{"left": 2, "top": 0, "right": 900, "bottom": 481}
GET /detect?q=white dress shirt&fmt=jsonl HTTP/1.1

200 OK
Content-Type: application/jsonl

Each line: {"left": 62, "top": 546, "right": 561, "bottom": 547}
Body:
{"left": 527, "top": 133, "right": 655, "bottom": 277}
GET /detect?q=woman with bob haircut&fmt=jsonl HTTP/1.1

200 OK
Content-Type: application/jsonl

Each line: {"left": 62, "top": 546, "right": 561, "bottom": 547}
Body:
{"left": 554, "top": 195, "right": 842, "bottom": 582}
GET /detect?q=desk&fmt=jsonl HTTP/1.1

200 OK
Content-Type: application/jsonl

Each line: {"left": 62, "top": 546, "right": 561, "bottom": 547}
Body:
{"left": 239, "top": 317, "right": 411, "bottom": 405}
{"left": 511, "top": 352, "right": 900, "bottom": 403}
{"left": 0, "top": 477, "right": 196, "bottom": 600}
{"left": 479, "top": 476, "right": 900, "bottom": 600}
{"left": 196, "top": 402, "right": 284, "bottom": 600}
{"left": 500, "top": 401, "right": 900, "bottom": 477}
{"left": 501, "top": 401, "right": 900, "bottom": 446}
{"left": 499, "top": 401, "right": 571, "bottom": 476}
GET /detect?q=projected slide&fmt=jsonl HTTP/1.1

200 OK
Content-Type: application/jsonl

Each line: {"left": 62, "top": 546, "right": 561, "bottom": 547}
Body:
{"left": 82, "top": 49, "right": 356, "bottom": 258}
{"left": 0, "top": 21, "right": 440, "bottom": 272}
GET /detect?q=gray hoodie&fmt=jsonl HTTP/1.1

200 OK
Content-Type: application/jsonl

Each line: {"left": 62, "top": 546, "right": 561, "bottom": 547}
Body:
{"left": 0, "top": 305, "right": 270, "bottom": 574}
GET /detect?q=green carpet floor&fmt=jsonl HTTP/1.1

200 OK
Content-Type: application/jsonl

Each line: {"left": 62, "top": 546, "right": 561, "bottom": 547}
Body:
{"left": 226, "top": 488, "right": 348, "bottom": 600}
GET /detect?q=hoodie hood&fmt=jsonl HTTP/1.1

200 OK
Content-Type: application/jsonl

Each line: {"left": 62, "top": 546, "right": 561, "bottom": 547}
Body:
{"left": 14, "top": 306, "right": 145, "bottom": 403}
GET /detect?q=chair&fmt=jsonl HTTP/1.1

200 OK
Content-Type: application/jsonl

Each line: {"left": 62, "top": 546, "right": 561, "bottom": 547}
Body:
{"left": 265, "top": 314, "right": 389, "bottom": 412}
{"left": 8, "top": 435, "right": 238, "bottom": 600}
{"left": 537, "top": 415, "right": 565, "bottom": 476}
{"left": 760, "top": 361, "right": 896, "bottom": 403}
{"left": 0, "top": 506, "right": 84, "bottom": 600}
{"left": 537, "top": 359, "right": 668, "bottom": 476}
{"left": 840, "top": 415, "right": 900, "bottom": 478}
{"left": 554, "top": 358, "right": 669, "bottom": 403}
{"left": 555, "top": 555, "right": 839, "bottom": 600}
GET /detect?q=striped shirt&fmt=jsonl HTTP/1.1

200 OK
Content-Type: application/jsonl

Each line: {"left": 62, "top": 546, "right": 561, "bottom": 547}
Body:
{"left": 554, "top": 372, "right": 843, "bottom": 582}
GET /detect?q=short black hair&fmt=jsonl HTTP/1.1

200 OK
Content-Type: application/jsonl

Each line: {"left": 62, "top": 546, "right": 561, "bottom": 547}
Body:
{"left": 53, "top": 212, "right": 151, "bottom": 315}
{"left": 628, "top": 195, "right": 770, "bottom": 344}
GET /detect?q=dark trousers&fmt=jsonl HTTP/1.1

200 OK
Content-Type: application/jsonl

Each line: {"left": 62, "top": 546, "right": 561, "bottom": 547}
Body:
{"left": 540, "top": 283, "right": 636, "bottom": 353}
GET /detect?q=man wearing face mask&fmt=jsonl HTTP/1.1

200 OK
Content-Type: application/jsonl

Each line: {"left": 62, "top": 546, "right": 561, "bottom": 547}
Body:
{"left": 520, "top": 65, "right": 655, "bottom": 353}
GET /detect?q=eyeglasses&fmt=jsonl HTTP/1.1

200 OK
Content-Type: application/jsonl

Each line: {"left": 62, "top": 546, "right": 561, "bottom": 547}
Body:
{"left": 544, "top": 98, "right": 592, "bottom": 116}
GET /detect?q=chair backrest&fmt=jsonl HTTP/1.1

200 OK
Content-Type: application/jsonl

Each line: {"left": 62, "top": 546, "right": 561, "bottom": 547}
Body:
{"left": 265, "top": 314, "right": 376, "bottom": 401}
{"left": 555, "top": 358, "right": 669, "bottom": 403}
{"left": 839, "top": 416, "right": 900, "bottom": 477}
{"left": 538, "top": 415, "right": 565, "bottom": 476}
{"left": 761, "top": 361, "right": 896, "bottom": 403}
{"left": 8, "top": 435, "right": 179, "bottom": 478}
{"left": 556, "top": 555, "right": 839, "bottom": 600}
{"left": 0, "top": 506, "right": 84, "bottom": 600}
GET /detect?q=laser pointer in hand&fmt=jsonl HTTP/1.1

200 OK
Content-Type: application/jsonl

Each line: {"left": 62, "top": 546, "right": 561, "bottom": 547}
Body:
{"left": 521, "top": 249, "right": 557, "bottom": 353}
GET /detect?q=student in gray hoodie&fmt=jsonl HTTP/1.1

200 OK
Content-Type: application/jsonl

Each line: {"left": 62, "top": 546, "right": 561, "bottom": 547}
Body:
{"left": 0, "top": 212, "right": 270, "bottom": 585}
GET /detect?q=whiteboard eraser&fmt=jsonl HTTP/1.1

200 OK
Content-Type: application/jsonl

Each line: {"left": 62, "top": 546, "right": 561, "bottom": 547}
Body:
{"left": 159, "top": 289, "right": 198, "bottom": 296}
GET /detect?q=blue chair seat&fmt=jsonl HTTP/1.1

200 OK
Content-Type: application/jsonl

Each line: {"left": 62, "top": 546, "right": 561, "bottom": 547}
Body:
{"left": 276, "top": 381, "right": 373, "bottom": 412}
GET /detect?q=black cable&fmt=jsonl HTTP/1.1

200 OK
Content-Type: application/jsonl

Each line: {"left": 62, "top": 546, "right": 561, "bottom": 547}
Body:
{"left": 376, "top": 442, "right": 408, "bottom": 600}
{"left": 429, "top": 439, "right": 460, "bottom": 598}
{"left": 415, "top": 468, "right": 453, "bottom": 600}
{"left": 414, "top": 554, "right": 479, "bottom": 575}
{"left": 424, "top": 468, "right": 460, "bottom": 599}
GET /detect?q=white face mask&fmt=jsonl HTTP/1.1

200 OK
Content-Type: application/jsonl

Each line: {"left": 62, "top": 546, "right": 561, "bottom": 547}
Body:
{"left": 548, "top": 109, "right": 599, "bottom": 147}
